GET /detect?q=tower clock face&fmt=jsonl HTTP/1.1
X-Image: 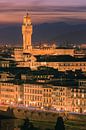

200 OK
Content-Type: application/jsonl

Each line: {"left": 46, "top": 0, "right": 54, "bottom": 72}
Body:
{"left": 26, "top": 23, "right": 31, "bottom": 26}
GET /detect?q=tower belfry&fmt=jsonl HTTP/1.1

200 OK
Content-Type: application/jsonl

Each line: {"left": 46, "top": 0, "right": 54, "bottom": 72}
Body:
{"left": 22, "top": 13, "right": 32, "bottom": 52}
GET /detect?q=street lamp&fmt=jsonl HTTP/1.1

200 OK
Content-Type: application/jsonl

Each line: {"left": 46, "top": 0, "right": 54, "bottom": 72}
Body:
{"left": 18, "top": 98, "right": 22, "bottom": 105}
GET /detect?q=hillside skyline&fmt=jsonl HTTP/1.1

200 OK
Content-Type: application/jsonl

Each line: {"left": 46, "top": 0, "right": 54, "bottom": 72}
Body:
{"left": 0, "top": 22, "right": 86, "bottom": 45}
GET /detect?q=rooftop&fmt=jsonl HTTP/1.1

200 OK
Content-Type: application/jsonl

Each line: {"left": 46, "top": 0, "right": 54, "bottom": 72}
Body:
{"left": 36, "top": 55, "right": 86, "bottom": 62}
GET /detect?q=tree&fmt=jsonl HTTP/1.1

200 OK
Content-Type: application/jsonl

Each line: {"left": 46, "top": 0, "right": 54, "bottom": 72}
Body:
{"left": 21, "top": 118, "right": 30, "bottom": 130}
{"left": 55, "top": 116, "right": 65, "bottom": 130}
{"left": 29, "top": 122, "right": 34, "bottom": 130}
{"left": 20, "top": 118, "right": 36, "bottom": 130}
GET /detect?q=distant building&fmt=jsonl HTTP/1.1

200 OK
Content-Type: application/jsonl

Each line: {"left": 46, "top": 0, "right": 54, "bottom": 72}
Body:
{"left": 0, "top": 72, "right": 14, "bottom": 81}
{"left": 13, "top": 13, "right": 86, "bottom": 72}
{"left": 0, "top": 57, "right": 16, "bottom": 68}
{"left": 0, "top": 82, "right": 23, "bottom": 104}
{"left": 14, "top": 13, "right": 74, "bottom": 59}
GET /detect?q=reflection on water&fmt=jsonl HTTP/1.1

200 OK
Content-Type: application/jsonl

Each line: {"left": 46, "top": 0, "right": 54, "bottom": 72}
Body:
{"left": 0, "top": 118, "right": 53, "bottom": 130}
{"left": 0, "top": 118, "right": 41, "bottom": 130}
{"left": 0, "top": 117, "right": 65, "bottom": 130}
{"left": 0, "top": 119, "right": 23, "bottom": 130}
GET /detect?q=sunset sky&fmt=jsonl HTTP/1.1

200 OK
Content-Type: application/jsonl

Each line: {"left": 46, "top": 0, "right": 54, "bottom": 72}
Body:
{"left": 0, "top": 0, "right": 86, "bottom": 24}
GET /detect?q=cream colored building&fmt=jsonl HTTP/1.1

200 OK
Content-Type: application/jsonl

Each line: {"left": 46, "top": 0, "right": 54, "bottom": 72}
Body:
{"left": 14, "top": 13, "right": 74, "bottom": 61}
{"left": 0, "top": 72, "right": 14, "bottom": 81}
{"left": 0, "top": 82, "right": 86, "bottom": 113}
{"left": 23, "top": 83, "right": 86, "bottom": 113}
{"left": 71, "top": 88, "right": 86, "bottom": 113}
{"left": 16, "top": 61, "right": 86, "bottom": 71}
{"left": 52, "top": 86, "right": 71, "bottom": 111}
{"left": 23, "top": 84, "right": 52, "bottom": 108}
{"left": 14, "top": 12, "right": 75, "bottom": 59}
{"left": 14, "top": 11, "right": 74, "bottom": 60}
{"left": 14, "top": 13, "right": 86, "bottom": 72}
{"left": 42, "top": 86, "right": 53, "bottom": 107}
{"left": 24, "top": 84, "right": 43, "bottom": 107}
{"left": 0, "top": 83, "right": 23, "bottom": 105}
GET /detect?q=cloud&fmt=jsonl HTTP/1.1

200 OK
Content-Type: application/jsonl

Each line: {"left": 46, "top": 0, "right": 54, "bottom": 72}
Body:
{"left": 0, "top": 2, "right": 14, "bottom": 8}
{"left": 0, "top": 3, "right": 86, "bottom": 23}
{"left": 0, "top": 3, "right": 86, "bottom": 12}
{"left": 29, "top": 0, "right": 44, "bottom": 6}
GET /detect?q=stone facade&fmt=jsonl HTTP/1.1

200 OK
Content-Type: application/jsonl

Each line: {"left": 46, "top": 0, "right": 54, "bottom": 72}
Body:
{"left": 0, "top": 83, "right": 23, "bottom": 104}
{"left": 0, "top": 82, "right": 85, "bottom": 113}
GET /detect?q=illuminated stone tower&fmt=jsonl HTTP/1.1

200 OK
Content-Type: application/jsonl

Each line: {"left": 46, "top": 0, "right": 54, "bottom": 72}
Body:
{"left": 22, "top": 13, "right": 32, "bottom": 52}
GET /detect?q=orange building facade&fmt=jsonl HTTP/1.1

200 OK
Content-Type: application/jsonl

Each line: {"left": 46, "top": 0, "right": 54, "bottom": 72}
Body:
{"left": 0, "top": 82, "right": 86, "bottom": 113}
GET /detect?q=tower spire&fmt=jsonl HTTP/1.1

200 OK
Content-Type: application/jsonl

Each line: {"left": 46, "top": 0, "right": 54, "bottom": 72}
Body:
{"left": 26, "top": 9, "right": 31, "bottom": 17}
{"left": 27, "top": 12, "right": 29, "bottom": 16}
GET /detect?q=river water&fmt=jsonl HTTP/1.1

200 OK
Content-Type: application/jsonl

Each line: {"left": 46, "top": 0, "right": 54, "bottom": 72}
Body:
{"left": 0, "top": 119, "right": 23, "bottom": 130}
{"left": 0, "top": 118, "right": 48, "bottom": 130}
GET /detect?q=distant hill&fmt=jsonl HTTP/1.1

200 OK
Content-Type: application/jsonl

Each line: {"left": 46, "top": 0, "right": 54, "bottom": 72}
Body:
{"left": 0, "top": 22, "right": 86, "bottom": 45}
{"left": 0, "top": 24, "right": 22, "bottom": 46}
